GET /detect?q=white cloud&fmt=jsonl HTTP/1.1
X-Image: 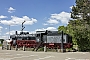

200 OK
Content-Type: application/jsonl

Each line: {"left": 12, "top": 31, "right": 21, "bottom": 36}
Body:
{"left": 29, "top": 31, "right": 36, "bottom": 34}
{"left": 51, "top": 11, "right": 71, "bottom": 24}
{"left": 43, "top": 23, "right": 48, "bottom": 26}
{"left": 0, "top": 15, "right": 7, "bottom": 19}
{"left": 6, "top": 30, "right": 36, "bottom": 36}
{"left": 6, "top": 30, "right": 17, "bottom": 35}
{"left": 35, "top": 27, "right": 57, "bottom": 31}
{"left": 8, "top": 7, "right": 15, "bottom": 13}
{"left": 6, "top": 30, "right": 30, "bottom": 35}
{"left": 5, "top": 28, "right": 7, "bottom": 29}
{"left": 0, "top": 36, "right": 8, "bottom": 39}
{"left": 47, "top": 27, "right": 57, "bottom": 31}
{"left": 29, "top": 27, "right": 57, "bottom": 33}
{"left": 47, "top": 19, "right": 59, "bottom": 24}
{"left": 8, "top": 7, "right": 15, "bottom": 11}
{"left": 44, "top": 11, "right": 71, "bottom": 25}
{"left": 0, "top": 26, "right": 5, "bottom": 39}
{"left": 6, "top": 27, "right": 57, "bottom": 35}
{"left": 0, "top": 26, "right": 3, "bottom": 29}
{"left": 0, "top": 16, "right": 37, "bottom": 26}
{"left": 0, "top": 26, "right": 3, "bottom": 32}
{"left": 70, "top": 6, "right": 73, "bottom": 9}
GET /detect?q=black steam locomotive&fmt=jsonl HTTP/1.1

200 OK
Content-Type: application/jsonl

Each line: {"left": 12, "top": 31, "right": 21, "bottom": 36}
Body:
{"left": 10, "top": 30, "right": 72, "bottom": 49}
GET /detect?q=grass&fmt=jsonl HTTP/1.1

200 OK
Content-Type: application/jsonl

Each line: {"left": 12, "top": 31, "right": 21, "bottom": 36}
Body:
{"left": 0, "top": 44, "right": 2, "bottom": 46}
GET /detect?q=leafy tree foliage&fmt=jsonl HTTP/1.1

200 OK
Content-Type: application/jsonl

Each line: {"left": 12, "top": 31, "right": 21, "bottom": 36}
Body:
{"left": 58, "top": 0, "right": 90, "bottom": 51}
{"left": 70, "top": 0, "right": 90, "bottom": 51}
{"left": 71, "top": 0, "right": 90, "bottom": 23}
{"left": 68, "top": 20, "right": 90, "bottom": 51}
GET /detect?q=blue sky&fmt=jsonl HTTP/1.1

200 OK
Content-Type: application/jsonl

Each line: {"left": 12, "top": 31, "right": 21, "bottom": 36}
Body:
{"left": 0, "top": 0, "right": 75, "bottom": 39}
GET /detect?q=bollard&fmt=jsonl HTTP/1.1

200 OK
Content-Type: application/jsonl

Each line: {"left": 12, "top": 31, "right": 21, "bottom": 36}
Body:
{"left": 9, "top": 45, "right": 11, "bottom": 50}
{"left": 7, "top": 45, "right": 9, "bottom": 50}
{"left": 2, "top": 45, "right": 3, "bottom": 50}
{"left": 23, "top": 45, "right": 25, "bottom": 51}
{"left": 8, "top": 44, "right": 11, "bottom": 50}
{"left": 15, "top": 45, "right": 18, "bottom": 51}
{"left": 57, "top": 49, "right": 60, "bottom": 52}
{"left": 61, "top": 49, "right": 64, "bottom": 53}
{"left": 44, "top": 46, "right": 47, "bottom": 52}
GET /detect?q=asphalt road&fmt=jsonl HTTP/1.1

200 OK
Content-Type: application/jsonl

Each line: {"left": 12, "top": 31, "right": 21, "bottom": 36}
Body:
{"left": 0, "top": 47, "right": 90, "bottom": 60}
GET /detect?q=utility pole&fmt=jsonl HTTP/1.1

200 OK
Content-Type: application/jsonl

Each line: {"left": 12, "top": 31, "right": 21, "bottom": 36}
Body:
{"left": 61, "top": 30, "right": 64, "bottom": 53}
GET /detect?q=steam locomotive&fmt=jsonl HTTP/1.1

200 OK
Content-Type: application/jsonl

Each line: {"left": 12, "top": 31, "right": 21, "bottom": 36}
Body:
{"left": 10, "top": 30, "right": 72, "bottom": 50}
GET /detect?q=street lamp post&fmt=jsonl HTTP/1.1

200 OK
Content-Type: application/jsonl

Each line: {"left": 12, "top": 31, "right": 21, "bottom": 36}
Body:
{"left": 9, "top": 25, "right": 10, "bottom": 39}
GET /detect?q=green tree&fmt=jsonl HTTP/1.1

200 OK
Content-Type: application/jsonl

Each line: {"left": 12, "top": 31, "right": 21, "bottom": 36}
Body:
{"left": 70, "top": 0, "right": 90, "bottom": 51}
{"left": 0, "top": 39, "right": 4, "bottom": 44}
{"left": 67, "top": 20, "right": 90, "bottom": 51}
{"left": 58, "top": 25, "right": 77, "bottom": 45}
{"left": 71, "top": 0, "right": 90, "bottom": 24}
{"left": 58, "top": 26, "right": 67, "bottom": 33}
{"left": 58, "top": 0, "right": 90, "bottom": 51}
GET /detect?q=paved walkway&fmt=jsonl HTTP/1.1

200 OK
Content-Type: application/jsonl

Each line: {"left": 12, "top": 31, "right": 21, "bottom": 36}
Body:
{"left": 0, "top": 47, "right": 90, "bottom": 60}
